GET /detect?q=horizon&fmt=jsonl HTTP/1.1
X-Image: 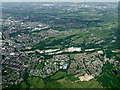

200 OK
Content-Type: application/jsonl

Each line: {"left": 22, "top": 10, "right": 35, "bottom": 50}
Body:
{"left": 1, "top": 0, "right": 120, "bottom": 2}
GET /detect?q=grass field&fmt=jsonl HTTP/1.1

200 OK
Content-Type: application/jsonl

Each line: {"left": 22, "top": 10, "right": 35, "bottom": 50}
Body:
{"left": 35, "top": 64, "right": 44, "bottom": 69}
{"left": 67, "top": 75, "right": 79, "bottom": 82}
{"left": 70, "top": 54, "right": 76, "bottom": 59}
{"left": 21, "top": 82, "right": 27, "bottom": 88}
{"left": 51, "top": 71, "right": 66, "bottom": 80}
{"left": 27, "top": 77, "right": 45, "bottom": 88}
{"left": 45, "top": 81, "right": 64, "bottom": 88}
{"left": 96, "top": 63, "right": 120, "bottom": 88}
{"left": 117, "top": 53, "right": 120, "bottom": 58}
{"left": 57, "top": 77, "right": 102, "bottom": 88}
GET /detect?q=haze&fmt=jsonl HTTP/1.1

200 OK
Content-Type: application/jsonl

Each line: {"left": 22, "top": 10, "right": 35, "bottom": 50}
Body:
{"left": 2, "top": 0, "right": 120, "bottom": 2}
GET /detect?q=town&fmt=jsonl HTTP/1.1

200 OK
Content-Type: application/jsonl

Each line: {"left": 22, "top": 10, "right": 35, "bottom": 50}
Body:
{"left": 1, "top": 2, "right": 120, "bottom": 89}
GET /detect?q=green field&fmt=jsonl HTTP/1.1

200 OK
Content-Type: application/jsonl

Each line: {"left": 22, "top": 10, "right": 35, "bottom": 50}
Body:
{"left": 45, "top": 81, "right": 64, "bottom": 88}
{"left": 96, "top": 63, "right": 120, "bottom": 88}
{"left": 21, "top": 82, "right": 27, "bottom": 88}
{"left": 70, "top": 54, "right": 76, "bottom": 59}
{"left": 67, "top": 75, "right": 79, "bottom": 82}
{"left": 35, "top": 64, "right": 44, "bottom": 69}
{"left": 51, "top": 71, "right": 66, "bottom": 80}
{"left": 22, "top": 77, "right": 45, "bottom": 88}
{"left": 57, "top": 77, "right": 103, "bottom": 88}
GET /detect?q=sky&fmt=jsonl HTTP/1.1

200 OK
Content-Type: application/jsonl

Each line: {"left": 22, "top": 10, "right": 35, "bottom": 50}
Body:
{"left": 1, "top": 0, "right": 120, "bottom": 2}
